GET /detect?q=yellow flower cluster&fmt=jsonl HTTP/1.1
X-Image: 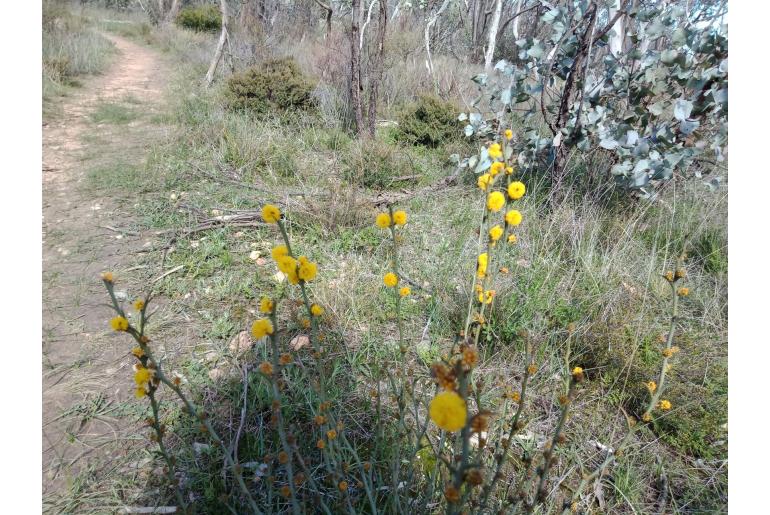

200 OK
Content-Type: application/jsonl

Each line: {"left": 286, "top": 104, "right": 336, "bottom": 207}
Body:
{"left": 262, "top": 204, "right": 281, "bottom": 223}
{"left": 383, "top": 272, "right": 398, "bottom": 287}
{"left": 251, "top": 318, "right": 274, "bottom": 339}
{"left": 259, "top": 297, "right": 274, "bottom": 314}
{"left": 429, "top": 390, "right": 467, "bottom": 432}
{"left": 310, "top": 304, "right": 324, "bottom": 316}
{"left": 271, "top": 246, "right": 318, "bottom": 284}
{"left": 134, "top": 365, "right": 153, "bottom": 398}
{"left": 110, "top": 316, "right": 129, "bottom": 332}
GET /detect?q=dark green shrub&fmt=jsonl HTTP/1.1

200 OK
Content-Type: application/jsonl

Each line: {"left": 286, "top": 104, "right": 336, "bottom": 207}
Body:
{"left": 396, "top": 95, "right": 461, "bottom": 147}
{"left": 176, "top": 5, "right": 221, "bottom": 32}
{"left": 224, "top": 58, "right": 317, "bottom": 114}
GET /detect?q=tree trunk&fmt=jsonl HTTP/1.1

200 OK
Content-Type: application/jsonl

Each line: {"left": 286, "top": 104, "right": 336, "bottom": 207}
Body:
{"left": 484, "top": 0, "right": 503, "bottom": 71}
{"left": 205, "top": 0, "right": 230, "bottom": 87}
{"left": 350, "top": 0, "right": 365, "bottom": 136}
{"left": 425, "top": 0, "right": 452, "bottom": 79}
{"left": 366, "top": 0, "right": 388, "bottom": 137}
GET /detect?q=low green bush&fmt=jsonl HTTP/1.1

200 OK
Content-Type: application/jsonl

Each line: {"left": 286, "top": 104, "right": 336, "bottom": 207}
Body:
{"left": 224, "top": 58, "right": 317, "bottom": 113}
{"left": 175, "top": 5, "right": 221, "bottom": 32}
{"left": 395, "top": 94, "right": 461, "bottom": 147}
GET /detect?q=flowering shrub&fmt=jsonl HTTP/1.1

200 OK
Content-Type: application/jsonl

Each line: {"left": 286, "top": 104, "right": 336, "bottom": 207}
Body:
{"left": 102, "top": 130, "right": 692, "bottom": 512}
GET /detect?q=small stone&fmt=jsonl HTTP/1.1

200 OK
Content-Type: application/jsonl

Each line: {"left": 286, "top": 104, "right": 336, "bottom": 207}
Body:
{"left": 290, "top": 335, "right": 310, "bottom": 351}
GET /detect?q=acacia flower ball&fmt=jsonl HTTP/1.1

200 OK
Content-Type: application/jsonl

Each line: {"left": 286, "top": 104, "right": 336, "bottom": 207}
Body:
{"left": 272, "top": 245, "right": 289, "bottom": 261}
{"left": 677, "top": 287, "right": 690, "bottom": 297}
{"left": 505, "top": 166, "right": 514, "bottom": 175}
{"left": 645, "top": 381, "right": 657, "bottom": 393}
{"left": 508, "top": 181, "right": 526, "bottom": 200}
{"left": 251, "top": 318, "right": 274, "bottom": 339}
{"left": 262, "top": 204, "right": 281, "bottom": 223}
{"left": 505, "top": 209, "right": 522, "bottom": 226}
{"left": 487, "top": 191, "right": 505, "bottom": 212}
{"left": 311, "top": 304, "right": 324, "bottom": 316}
{"left": 488, "top": 143, "right": 503, "bottom": 160}
{"left": 659, "top": 399, "right": 672, "bottom": 411}
{"left": 134, "top": 367, "right": 152, "bottom": 386}
{"left": 399, "top": 286, "right": 411, "bottom": 297}
{"left": 110, "top": 316, "right": 129, "bottom": 332}
{"left": 507, "top": 234, "right": 517, "bottom": 244}
{"left": 489, "top": 225, "right": 504, "bottom": 242}
{"left": 490, "top": 161, "right": 505, "bottom": 176}
{"left": 477, "top": 253, "right": 488, "bottom": 278}
{"left": 383, "top": 272, "right": 398, "bottom": 287}
{"left": 101, "top": 271, "right": 114, "bottom": 283}
{"left": 429, "top": 390, "right": 467, "bottom": 432}
{"left": 297, "top": 256, "right": 318, "bottom": 282}
{"left": 477, "top": 173, "right": 492, "bottom": 191}
{"left": 259, "top": 297, "right": 274, "bottom": 314}
{"left": 505, "top": 129, "right": 513, "bottom": 140}
{"left": 393, "top": 210, "right": 407, "bottom": 225}
{"left": 376, "top": 213, "right": 392, "bottom": 228}
{"left": 133, "top": 299, "right": 145, "bottom": 311}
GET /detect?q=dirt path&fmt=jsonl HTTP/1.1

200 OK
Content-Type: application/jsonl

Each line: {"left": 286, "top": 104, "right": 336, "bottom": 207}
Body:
{"left": 42, "top": 32, "right": 169, "bottom": 510}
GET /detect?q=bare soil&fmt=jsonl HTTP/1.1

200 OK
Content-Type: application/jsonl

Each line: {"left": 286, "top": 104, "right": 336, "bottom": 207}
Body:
{"left": 42, "top": 33, "right": 168, "bottom": 507}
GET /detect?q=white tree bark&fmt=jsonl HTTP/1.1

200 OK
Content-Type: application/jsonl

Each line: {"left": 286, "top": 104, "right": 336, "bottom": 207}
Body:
{"left": 360, "top": 0, "right": 378, "bottom": 50}
{"left": 511, "top": 0, "right": 521, "bottom": 39}
{"left": 608, "top": 0, "right": 625, "bottom": 57}
{"left": 205, "top": 0, "right": 230, "bottom": 87}
{"left": 484, "top": 0, "right": 503, "bottom": 71}
{"left": 425, "top": 0, "right": 452, "bottom": 77}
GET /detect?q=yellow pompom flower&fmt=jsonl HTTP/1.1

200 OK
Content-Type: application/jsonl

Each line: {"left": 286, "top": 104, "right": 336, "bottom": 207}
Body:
{"left": 383, "top": 273, "right": 398, "bottom": 287}
{"left": 504, "top": 129, "right": 513, "bottom": 140}
{"left": 259, "top": 297, "right": 274, "bottom": 314}
{"left": 272, "top": 245, "right": 289, "bottom": 262}
{"left": 110, "top": 316, "right": 129, "bottom": 332}
{"left": 477, "top": 173, "right": 492, "bottom": 191}
{"left": 477, "top": 253, "right": 488, "bottom": 278}
{"left": 645, "top": 381, "right": 657, "bottom": 393}
{"left": 508, "top": 181, "right": 526, "bottom": 200}
{"left": 101, "top": 271, "right": 114, "bottom": 283}
{"left": 507, "top": 234, "right": 517, "bottom": 244}
{"left": 262, "top": 204, "right": 281, "bottom": 223}
{"left": 393, "top": 210, "right": 407, "bottom": 225}
{"left": 659, "top": 399, "right": 672, "bottom": 411}
{"left": 133, "top": 299, "right": 145, "bottom": 311}
{"left": 429, "top": 390, "right": 467, "bottom": 432}
{"left": 131, "top": 347, "right": 145, "bottom": 359}
{"left": 277, "top": 255, "right": 297, "bottom": 274}
{"left": 677, "top": 287, "right": 690, "bottom": 297}
{"left": 311, "top": 304, "right": 324, "bottom": 316}
{"left": 490, "top": 161, "right": 505, "bottom": 176}
{"left": 134, "top": 367, "right": 152, "bottom": 386}
{"left": 489, "top": 225, "right": 504, "bottom": 242}
{"left": 488, "top": 143, "right": 503, "bottom": 160}
{"left": 297, "top": 256, "right": 318, "bottom": 282}
{"left": 505, "top": 210, "right": 522, "bottom": 226}
{"left": 487, "top": 191, "right": 505, "bottom": 212}
{"left": 505, "top": 166, "right": 514, "bottom": 175}
{"left": 376, "top": 213, "right": 391, "bottom": 228}
{"left": 399, "top": 286, "right": 411, "bottom": 297}
{"left": 251, "top": 318, "right": 274, "bottom": 339}
{"left": 135, "top": 387, "right": 146, "bottom": 399}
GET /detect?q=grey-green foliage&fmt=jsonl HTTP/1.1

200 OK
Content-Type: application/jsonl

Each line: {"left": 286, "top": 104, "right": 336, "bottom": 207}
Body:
{"left": 459, "top": 1, "right": 728, "bottom": 194}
